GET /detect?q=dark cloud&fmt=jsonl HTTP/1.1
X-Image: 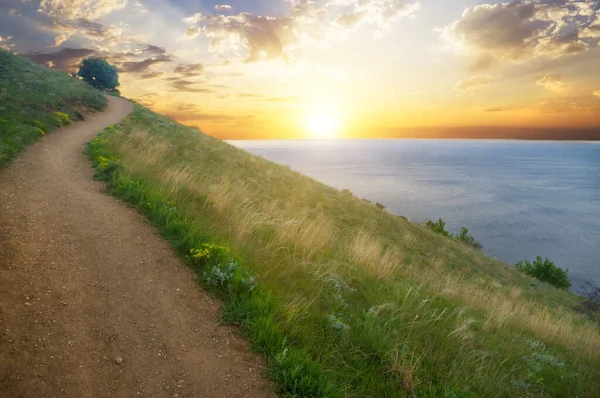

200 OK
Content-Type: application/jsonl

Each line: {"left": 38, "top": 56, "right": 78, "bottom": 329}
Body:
{"left": 119, "top": 54, "right": 172, "bottom": 74}
{"left": 176, "top": 103, "right": 199, "bottom": 111}
{"left": 170, "top": 79, "right": 214, "bottom": 93}
{"left": 140, "top": 71, "right": 165, "bottom": 80}
{"left": 173, "top": 63, "right": 204, "bottom": 77}
{"left": 23, "top": 47, "right": 97, "bottom": 70}
{"left": 483, "top": 108, "right": 505, "bottom": 112}
{"left": 143, "top": 44, "right": 167, "bottom": 56}
{"left": 166, "top": 110, "right": 238, "bottom": 122}
{"left": 20, "top": 43, "right": 173, "bottom": 76}
{"left": 0, "top": 0, "right": 57, "bottom": 51}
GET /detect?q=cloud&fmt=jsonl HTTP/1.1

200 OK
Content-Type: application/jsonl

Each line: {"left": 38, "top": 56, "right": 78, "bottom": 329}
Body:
{"left": 446, "top": 0, "right": 600, "bottom": 70}
{"left": 170, "top": 79, "right": 214, "bottom": 93}
{"left": 119, "top": 56, "right": 171, "bottom": 74}
{"left": 482, "top": 108, "right": 505, "bottom": 112}
{"left": 166, "top": 109, "right": 239, "bottom": 122}
{"left": 199, "top": 13, "right": 299, "bottom": 62}
{"left": 173, "top": 63, "right": 204, "bottom": 77}
{"left": 139, "top": 71, "right": 164, "bottom": 80}
{"left": 0, "top": 35, "right": 15, "bottom": 51}
{"left": 539, "top": 96, "right": 600, "bottom": 113}
{"left": 143, "top": 44, "right": 167, "bottom": 56}
{"left": 183, "top": 13, "right": 204, "bottom": 24}
{"left": 215, "top": 5, "right": 232, "bottom": 11}
{"left": 183, "top": 0, "right": 420, "bottom": 62}
{"left": 185, "top": 26, "right": 200, "bottom": 38}
{"left": 20, "top": 42, "right": 173, "bottom": 75}
{"left": 594, "top": 90, "right": 600, "bottom": 98}
{"left": 232, "top": 93, "right": 299, "bottom": 102}
{"left": 39, "top": 0, "right": 127, "bottom": 20}
{"left": 336, "top": 11, "right": 368, "bottom": 30}
{"left": 23, "top": 47, "right": 97, "bottom": 70}
{"left": 340, "top": 0, "right": 421, "bottom": 30}
{"left": 536, "top": 73, "right": 568, "bottom": 92}
{"left": 176, "top": 103, "right": 199, "bottom": 111}
{"left": 455, "top": 75, "right": 494, "bottom": 91}
{"left": 115, "top": 47, "right": 171, "bottom": 74}
{"left": 46, "top": 18, "right": 141, "bottom": 50}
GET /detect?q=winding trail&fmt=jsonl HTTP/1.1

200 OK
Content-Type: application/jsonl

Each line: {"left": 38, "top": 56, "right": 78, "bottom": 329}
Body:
{"left": 0, "top": 97, "right": 272, "bottom": 397}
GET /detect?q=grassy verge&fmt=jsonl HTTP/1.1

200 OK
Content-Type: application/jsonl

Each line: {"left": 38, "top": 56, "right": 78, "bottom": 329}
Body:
{"left": 87, "top": 104, "right": 600, "bottom": 397}
{"left": 0, "top": 50, "right": 106, "bottom": 166}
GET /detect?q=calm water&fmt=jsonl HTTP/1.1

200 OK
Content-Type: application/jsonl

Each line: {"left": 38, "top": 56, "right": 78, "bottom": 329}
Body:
{"left": 230, "top": 139, "right": 600, "bottom": 292}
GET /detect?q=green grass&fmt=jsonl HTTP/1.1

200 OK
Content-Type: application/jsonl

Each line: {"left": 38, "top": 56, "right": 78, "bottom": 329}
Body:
{"left": 0, "top": 50, "right": 106, "bottom": 166}
{"left": 85, "top": 104, "right": 600, "bottom": 397}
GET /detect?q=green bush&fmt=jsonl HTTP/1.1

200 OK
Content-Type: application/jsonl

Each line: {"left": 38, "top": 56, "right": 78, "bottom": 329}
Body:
{"left": 425, "top": 218, "right": 482, "bottom": 250}
{"left": 577, "top": 283, "right": 600, "bottom": 321}
{"left": 425, "top": 218, "right": 452, "bottom": 237}
{"left": 515, "top": 256, "right": 571, "bottom": 290}
{"left": 456, "top": 227, "right": 483, "bottom": 250}
{"left": 77, "top": 58, "right": 119, "bottom": 91}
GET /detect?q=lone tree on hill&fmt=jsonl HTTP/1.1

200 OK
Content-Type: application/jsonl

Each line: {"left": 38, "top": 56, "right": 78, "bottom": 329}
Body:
{"left": 77, "top": 58, "right": 119, "bottom": 91}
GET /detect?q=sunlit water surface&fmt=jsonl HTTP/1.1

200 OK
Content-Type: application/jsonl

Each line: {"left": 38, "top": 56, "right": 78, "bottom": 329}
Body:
{"left": 230, "top": 139, "right": 600, "bottom": 293}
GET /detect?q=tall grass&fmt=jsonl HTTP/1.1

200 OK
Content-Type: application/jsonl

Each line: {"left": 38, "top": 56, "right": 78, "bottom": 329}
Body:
{"left": 88, "top": 104, "right": 600, "bottom": 396}
{"left": 0, "top": 50, "right": 106, "bottom": 166}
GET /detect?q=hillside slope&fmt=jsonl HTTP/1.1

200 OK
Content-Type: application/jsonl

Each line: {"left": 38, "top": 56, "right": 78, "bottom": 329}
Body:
{"left": 88, "top": 102, "right": 600, "bottom": 396}
{"left": 0, "top": 50, "right": 106, "bottom": 166}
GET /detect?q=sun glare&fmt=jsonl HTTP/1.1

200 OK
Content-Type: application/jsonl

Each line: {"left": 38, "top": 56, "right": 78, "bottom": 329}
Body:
{"left": 304, "top": 109, "right": 341, "bottom": 139}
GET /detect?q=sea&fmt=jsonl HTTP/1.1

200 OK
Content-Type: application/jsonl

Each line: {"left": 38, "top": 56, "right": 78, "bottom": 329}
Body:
{"left": 229, "top": 139, "right": 600, "bottom": 293}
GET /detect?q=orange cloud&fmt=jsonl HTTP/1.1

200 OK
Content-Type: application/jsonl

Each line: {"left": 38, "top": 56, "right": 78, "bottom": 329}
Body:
{"left": 536, "top": 73, "right": 568, "bottom": 92}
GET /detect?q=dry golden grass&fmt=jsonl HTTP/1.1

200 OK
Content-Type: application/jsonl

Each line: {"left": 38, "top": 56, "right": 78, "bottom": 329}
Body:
{"left": 97, "top": 105, "right": 600, "bottom": 395}
{"left": 109, "top": 125, "right": 600, "bottom": 361}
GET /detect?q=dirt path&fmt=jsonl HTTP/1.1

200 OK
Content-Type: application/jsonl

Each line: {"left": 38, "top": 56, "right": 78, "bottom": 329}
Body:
{"left": 0, "top": 97, "right": 272, "bottom": 397}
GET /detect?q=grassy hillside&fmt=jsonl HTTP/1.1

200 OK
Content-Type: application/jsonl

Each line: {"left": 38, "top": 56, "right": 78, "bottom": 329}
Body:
{"left": 0, "top": 50, "right": 106, "bottom": 166}
{"left": 86, "top": 103, "right": 600, "bottom": 397}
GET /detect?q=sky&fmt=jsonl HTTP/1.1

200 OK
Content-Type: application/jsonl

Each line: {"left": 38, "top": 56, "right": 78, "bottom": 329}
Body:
{"left": 1, "top": 0, "right": 599, "bottom": 139}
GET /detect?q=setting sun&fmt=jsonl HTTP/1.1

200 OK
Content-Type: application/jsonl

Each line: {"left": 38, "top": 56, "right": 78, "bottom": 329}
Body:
{"left": 304, "top": 110, "right": 342, "bottom": 139}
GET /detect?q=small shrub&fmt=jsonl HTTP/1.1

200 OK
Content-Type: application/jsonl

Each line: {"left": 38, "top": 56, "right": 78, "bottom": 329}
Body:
{"left": 425, "top": 218, "right": 452, "bottom": 238}
{"left": 456, "top": 227, "right": 482, "bottom": 250}
{"left": 190, "top": 243, "right": 229, "bottom": 267}
{"left": 54, "top": 111, "right": 71, "bottom": 126}
{"left": 204, "top": 258, "right": 256, "bottom": 293}
{"left": 425, "top": 219, "right": 482, "bottom": 250}
{"left": 515, "top": 256, "right": 571, "bottom": 290}
{"left": 375, "top": 202, "right": 385, "bottom": 210}
{"left": 73, "top": 110, "right": 85, "bottom": 120}
{"left": 576, "top": 282, "right": 600, "bottom": 320}
{"left": 93, "top": 155, "right": 122, "bottom": 180}
{"left": 33, "top": 120, "right": 47, "bottom": 130}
